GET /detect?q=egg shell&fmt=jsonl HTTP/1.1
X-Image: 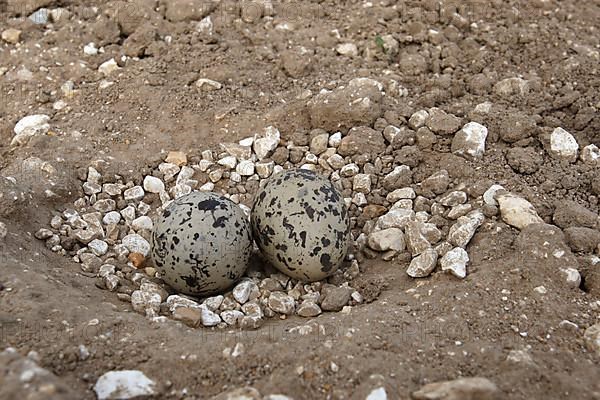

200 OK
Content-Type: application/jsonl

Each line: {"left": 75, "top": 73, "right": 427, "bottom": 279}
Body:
{"left": 251, "top": 169, "right": 350, "bottom": 281}
{"left": 151, "top": 191, "right": 252, "bottom": 295}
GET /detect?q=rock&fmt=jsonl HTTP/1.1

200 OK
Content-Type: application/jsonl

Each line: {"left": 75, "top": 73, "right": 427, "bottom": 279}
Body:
{"left": 212, "top": 387, "right": 262, "bottom": 400}
{"left": 377, "top": 209, "right": 416, "bottom": 230}
{"left": 131, "top": 290, "right": 161, "bottom": 316}
{"left": 368, "top": 228, "right": 406, "bottom": 252}
{"left": 440, "top": 247, "right": 469, "bottom": 278}
{"left": 507, "top": 349, "right": 535, "bottom": 365}
{"left": 321, "top": 286, "right": 351, "bottom": 311}
{"left": 382, "top": 165, "right": 412, "bottom": 190}
{"left": 221, "top": 310, "right": 244, "bottom": 326}
{"left": 353, "top": 174, "right": 372, "bottom": 194}
{"left": 336, "top": 43, "right": 358, "bottom": 56}
{"left": 447, "top": 210, "right": 485, "bottom": 248}
{"left": 549, "top": 127, "right": 578, "bottom": 162}
{"left": 409, "top": 110, "right": 429, "bottom": 130}
{"left": 122, "top": 234, "right": 151, "bottom": 256}
{"left": 233, "top": 280, "right": 259, "bottom": 304}
{"left": 131, "top": 216, "right": 153, "bottom": 231}
{"left": 164, "top": 0, "right": 215, "bottom": 22}
{"left": 310, "top": 133, "right": 330, "bottom": 155}
{"left": 93, "top": 370, "right": 156, "bottom": 400}
{"left": 412, "top": 377, "right": 499, "bottom": 400}
{"left": 253, "top": 126, "right": 281, "bottom": 160}
{"left": 88, "top": 239, "right": 109, "bottom": 256}
{"left": 297, "top": 301, "right": 322, "bottom": 317}
{"left": 581, "top": 144, "right": 600, "bottom": 165}
{"left": 494, "top": 77, "right": 529, "bottom": 97}
{"left": 196, "top": 78, "right": 222, "bottom": 91}
{"left": 268, "top": 292, "right": 295, "bottom": 315}
{"left": 338, "top": 126, "right": 386, "bottom": 157}
{"left": 204, "top": 295, "right": 224, "bottom": 311}
{"left": 329, "top": 132, "right": 342, "bottom": 147}
{"left": 498, "top": 112, "right": 537, "bottom": 143}
{"left": 553, "top": 201, "right": 599, "bottom": 229}
{"left": 387, "top": 188, "right": 416, "bottom": 202}
{"left": 584, "top": 323, "right": 600, "bottom": 357}
{"left": 0, "top": 221, "right": 7, "bottom": 240}
{"left": 12, "top": 114, "right": 50, "bottom": 145}
{"left": 236, "top": 160, "right": 255, "bottom": 176}
{"left": 143, "top": 176, "right": 165, "bottom": 193}
{"left": 560, "top": 267, "right": 581, "bottom": 288}
{"left": 327, "top": 154, "right": 346, "bottom": 170}
{"left": 200, "top": 305, "right": 222, "bottom": 326}
{"left": 405, "top": 221, "right": 432, "bottom": 256}
{"left": 564, "top": 227, "right": 600, "bottom": 253}
{"left": 255, "top": 161, "right": 275, "bottom": 178}
{"left": 1, "top": 28, "right": 21, "bottom": 44}
{"left": 366, "top": 388, "right": 388, "bottom": 400}
{"left": 123, "top": 186, "right": 145, "bottom": 202}
{"left": 98, "top": 58, "right": 120, "bottom": 75}
{"left": 340, "top": 163, "right": 360, "bottom": 177}
{"left": 29, "top": 8, "right": 49, "bottom": 24}
{"left": 165, "top": 151, "right": 187, "bottom": 166}
{"left": 172, "top": 307, "right": 201, "bottom": 327}
{"left": 426, "top": 108, "right": 462, "bottom": 135}
{"left": 165, "top": 295, "right": 201, "bottom": 313}
{"left": 483, "top": 184, "right": 504, "bottom": 206}
{"left": 451, "top": 122, "right": 488, "bottom": 159}
{"left": 439, "top": 191, "right": 467, "bottom": 207}
{"left": 307, "top": 78, "right": 384, "bottom": 132}
{"left": 34, "top": 228, "right": 54, "bottom": 240}
{"left": 421, "top": 170, "right": 449, "bottom": 195}
{"left": 497, "top": 193, "right": 543, "bottom": 230}
{"left": 407, "top": 248, "right": 438, "bottom": 278}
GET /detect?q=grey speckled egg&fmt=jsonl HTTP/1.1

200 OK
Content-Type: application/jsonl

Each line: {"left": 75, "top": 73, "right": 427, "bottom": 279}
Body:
{"left": 151, "top": 191, "right": 252, "bottom": 295}
{"left": 251, "top": 169, "right": 350, "bottom": 281}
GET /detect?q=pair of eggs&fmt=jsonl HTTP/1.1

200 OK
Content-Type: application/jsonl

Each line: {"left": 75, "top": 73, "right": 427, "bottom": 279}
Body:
{"left": 151, "top": 169, "right": 351, "bottom": 296}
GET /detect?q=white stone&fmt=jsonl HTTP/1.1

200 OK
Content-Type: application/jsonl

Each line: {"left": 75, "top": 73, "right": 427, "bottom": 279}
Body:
{"left": 368, "top": 228, "right": 405, "bottom": 252}
{"left": 233, "top": 280, "right": 258, "bottom": 304}
{"left": 122, "top": 234, "right": 150, "bottom": 256}
{"left": 447, "top": 210, "right": 485, "bottom": 248}
{"left": 581, "top": 144, "right": 600, "bottom": 165}
{"left": 98, "top": 58, "right": 120, "bottom": 75}
{"left": 340, "top": 163, "right": 360, "bottom": 177}
{"left": 550, "top": 127, "right": 578, "bottom": 162}
{"left": 483, "top": 184, "right": 505, "bottom": 206}
{"left": 329, "top": 132, "right": 342, "bottom": 147}
{"left": 200, "top": 305, "right": 222, "bottom": 326}
{"left": 236, "top": 160, "right": 255, "bottom": 176}
{"left": 496, "top": 193, "right": 543, "bottom": 230}
{"left": 352, "top": 192, "right": 368, "bottom": 206}
{"left": 199, "top": 182, "right": 215, "bottom": 191}
{"left": 452, "top": 122, "right": 488, "bottom": 159}
{"left": 336, "top": 43, "right": 358, "bottom": 56}
{"left": 268, "top": 292, "right": 295, "bottom": 315}
{"left": 366, "top": 387, "right": 388, "bottom": 400}
{"left": 165, "top": 295, "right": 201, "bottom": 313}
{"left": 255, "top": 161, "right": 275, "bottom": 178}
{"left": 93, "top": 370, "right": 155, "bottom": 400}
{"left": 196, "top": 78, "right": 222, "bottom": 90}
{"left": 123, "top": 186, "right": 144, "bottom": 201}
{"left": 386, "top": 187, "right": 416, "bottom": 202}
{"left": 221, "top": 310, "right": 244, "bottom": 326}
{"left": 408, "top": 110, "right": 429, "bottom": 130}
{"left": 88, "top": 239, "right": 109, "bottom": 256}
{"left": 353, "top": 174, "right": 371, "bottom": 194}
{"left": 253, "top": 126, "right": 281, "bottom": 160}
{"left": 561, "top": 267, "right": 581, "bottom": 288}
{"left": 120, "top": 206, "right": 136, "bottom": 222}
{"left": 407, "top": 248, "right": 438, "bottom": 278}
{"left": 12, "top": 114, "right": 50, "bottom": 145}
{"left": 218, "top": 156, "right": 237, "bottom": 169}
{"left": 440, "top": 247, "right": 469, "bottom": 278}
{"left": 239, "top": 136, "right": 254, "bottom": 146}
{"left": 131, "top": 216, "right": 153, "bottom": 231}
{"left": 84, "top": 42, "right": 98, "bottom": 55}
{"left": 376, "top": 209, "right": 415, "bottom": 230}
{"left": 143, "top": 176, "right": 164, "bottom": 193}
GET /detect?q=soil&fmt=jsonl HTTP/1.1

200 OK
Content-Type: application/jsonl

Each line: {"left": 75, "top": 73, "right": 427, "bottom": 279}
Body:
{"left": 1, "top": 0, "right": 600, "bottom": 399}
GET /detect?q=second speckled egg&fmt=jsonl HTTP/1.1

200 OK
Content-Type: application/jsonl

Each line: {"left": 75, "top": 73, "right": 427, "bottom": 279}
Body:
{"left": 251, "top": 169, "right": 350, "bottom": 281}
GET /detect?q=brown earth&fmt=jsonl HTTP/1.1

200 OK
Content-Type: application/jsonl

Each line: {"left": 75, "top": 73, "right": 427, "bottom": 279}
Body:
{"left": 1, "top": 0, "right": 600, "bottom": 399}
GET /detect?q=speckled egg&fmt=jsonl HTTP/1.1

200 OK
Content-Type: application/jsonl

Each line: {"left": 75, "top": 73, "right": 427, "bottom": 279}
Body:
{"left": 251, "top": 169, "right": 350, "bottom": 281}
{"left": 151, "top": 191, "right": 253, "bottom": 295}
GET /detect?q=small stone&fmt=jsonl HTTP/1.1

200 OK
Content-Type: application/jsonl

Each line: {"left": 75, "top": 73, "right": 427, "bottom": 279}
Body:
{"left": 165, "top": 151, "right": 187, "bottom": 166}
{"left": 204, "top": 295, "right": 224, "bottom": 311}
{"left": 93, "top": 370, "right": 156, "bottom": 400}
{"left": 123, "top": 186, "right": 145, "bottom": 202}
{"left": 98, "top": 58, "right": 120, "bottom": 75}
{"left": 122, "top": 234, "right": 151, "bottom": 256}
{"left": 412, "top": 377, "right": 499, "bottom": 400}
{"left": 327, "top": 154, "right": 346, "bottom": 170}
{"left": 329, "top": 132, "right": 342, "bottom": 147}
{"left": 88, "top": 239, "right": 109, "bottom": 256}
{"left": 405, "top": 221, "right": 432, "bottom": 256}
{"left": 409, "top": 110, "right": 429, "bottom": 130}
{"left": 497, "top": 193, "right": 543, "bottom": 230}
{"left": 447, "top": 204, "right": 472, "bottom": 220}
{"left": 549, "top": 127, "right": 578, "bottom": 162}
{"left": 128, "top": 252, "right": 145, "bottom": 268}
{"left": 353, "top": 174, "right": 371, "bottom": 194}
{"left": 172, "top": 307, "right": 201, "bottom": 327}
{"left": 426, "top": 108, "right": 462, "bottom": 135}
{"left": 84, "top": 42, "right": 98, "bottom": 55}
{"left": 421, "top": 170, "right": 449, "bottom": 195}
{"left": 581, "top": 144, "right": 600, "bottom": 165}
{"left": 131, "top": 290, "right": 161, "bottom": 316}
{"left": 507, "top": 349, "right": 535, "bottom": 365}
{"left": 218, "top": 156, "right": 237, "bottom": 169}
{"left": 120, "top": 206, "right": 136, "bottom": 222}
{"left": 368, "top": 228, "right": 405, "bottom": 252}
{"left": 255, "top": 161, "right": 275, "bottom": 178}
{"left": 561, "top": 267, "right": 581, "bottom": 288}
{"left": 221, "top": 310, "right": 244, "bottom": 326}
{"left": 376, "top": 209, "right": 416, "bottom": 230}
{"left": 200, "top": 305, "right": 222, "bottom": 326}
{"left": 12, "top": 114, "right": 51, "bottom": 145}
{"left": 447, "top": 210, "right": 485, "bottom": 248}
{"left": 233, "top": 280, "right": 259, "bottom": 304}
{"left": 387, "top": 188, "right": 416, "bottom": 203}
{"left": 165, "top": 295, "right": 201, "bottom": 313}
{"left": 584, "top": 323, "right": 600, "bottom": 357}
{"left": 533, "top": 286, "right": 547, "bottom": 294}
{"left": 236, "top": 160, "right": 255, "bottom": 176}
{"left": 483, "top": 184, "right": 505, "bottom": 206}
{"left": 131, "top": 216, "right": 153, "bottom": 231}
{"left": 35, "top": 228, "right": 54, "bottom": 240}
{"left": 297, "top": 301, "right": 322, "bottom": 317}
{"left": 93, "top": 199, "right": 116, "bottom": 213}
{"left": 407, "top": 248, "right": 438, "bottom": 278}
{"left": 143, "top": 176, "right": 165, "bottom": 193}
{"left": 83, "top": 182, "right": 102, "bottom": 195}
{"left": 452, "top": 122, "right": 488, "bottom": 159}
{"left": 494, "top": 77, "right": 529, "bottom": 96}
{"left": 439, "top": 191, "right": 468, "bottom": 207}
{"left": 2, "top": 28, "right": 22, "bottom": 44}
{"left": 340, "top": 163, "right": 360, "bottom": 177}
{"left": 336, "top": 43, "right": 358, "bottom": 56}
{"left": 29, "top": 8, "right": 49, "bottom": 24}
{"left": 366, "top": 387, "right": 388, "bottom": 400}
{"left": 564, "top": 227, "right": 600, "bottom": 253}
{"left": 196, "top": 78, "right": 222, "bottom": 91}
{"left": 267, "top": 292, "right": 295, "bottom": 315}
{"left": 240, "top": 315, "right": 263, "bottom": 329}
{"left": 310, "top": 133, "right": 330, "bottom": 155}
{"left": 254, "top": 126, "right": 281, "bottom": 160}
{"left": 321, "top": 286, "right": 351, "bottom": 311}
{"left": 440, "top": 247, "right": 469, "bottom": 278}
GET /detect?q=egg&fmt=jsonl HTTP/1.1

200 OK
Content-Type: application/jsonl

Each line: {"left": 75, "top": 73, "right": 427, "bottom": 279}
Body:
{"left": 151, "top": 191, "right": 252, "bottom": 295}
{"left": 251, "top": 169, "right": 350, "bottom": 281}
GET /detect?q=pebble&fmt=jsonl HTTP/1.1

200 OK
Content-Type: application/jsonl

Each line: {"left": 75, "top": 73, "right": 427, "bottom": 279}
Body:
{"left": 84, "top": 42, "right": 98, "bottom": 55}
{"left": 172, "top": 307, "right": 201, "bottom": 327}
{"left": 406, "top": 248, "right": 438, "bottom": 278}
{"left": 255, "top": 161, "right": 275, "bottom": 178}
{"left": 367, "top": 228, "right": 406, "bottom": 252}
{"left": 421, "top": 170, "right": 449, "bottom": 195}
{"left": 200, "top": 305, "right": 222, "bottom": 326}
{"left": 451, "top": 122, "right": 488, "bottom": 159}
{"left": 329, "top": 132, "right": 342, "bottom": 147}
{"left": 93, "top": 199, "right": 116, "bottom": 213}
{"left": 88, "top": 239, "right": 109, "bottom": 256}
{"left": 218, "top": 156, "right": 237, "bottom": 169}
{"left": 196, "top": 78, "right": 223, "bottom": 91}
{"left": 341, "top": 163, "right": 360, "bottom": 177}
{"left": 98, "top": 58, "right": 120, "bottom": 75}
{"left": 121, "top": 205, "right": 136, "bottom": 222}
{"left": 336, "top": 43, "right": 358, "bottom": 56}
{"left": 447, "top": 204, "right": 472, "bottom": 220}
{"left": 268, "top": 292, "right": 295, "bottom": 315}
{"left": 35, "top": 228, "right": 54, "bottom": 240}
{"left": 440, "top": 247, "right": 469, "bottom": 278}
{"left": 143, "top": 176, "right": 165, "bottom": 193}
{"left": 221, "top": 310, "right": 244, "bottom": 326}
{"left": 560, "top": 267, "right": 581, "bottom": 288}
{"left": 131, "top": 290, "right": 161, "bottom": 316}
{"left": 327, "top": 154, "right": 346, "bottom": 170}
{"left": 29, "top": 8, "right": 49, "bottom": 24}
{"left": 93, "top": 370, "right": 156, "bottom": 400}
{"left": 166, "top": 295, "right": 201, "bottom": 313}
{"left": 405, "top": 221, "right": 432, "bottom": 256}
{"left": 233, "top": 280, "right": 259, "bottom": 304}
{"left": 412, "top": 377, "right": 499, "bottom": 400}
{"left": 483, "top": 184, "right": 505, "bottom": 206}
{"left": 377, "top": 209, "right": 415, "bottom": 230}
{"left": 321, "top": 287, "right": 351, "bottom": 311}
{"left": 447, "top": 210, "right": 485, "bottom": 248}
{"left": 131, "top": 216, "right": 153, "bottom": 231}
{"left": 581, "top": 144, "right": 600, "bottom": 165}
{"left": 310, "top": 133, "right": 330, "bottom": 155}
{"left": 549, "top": 127, "right": 578, "bottom": 162}
{"left": 366, "top": 387, "right": 388, "bottom": 400}
{"left": 165, "top": 151, "right": 187, "bottom": 166}
{"left": 496, "top": 193, "right": 543, "bottom": 230}
{"left": 353, "top": 174, "right": 371, "bottom": 194}
{"left": 1, "top": 28, "right": 21, "bottom": 44}
{"left": 409, "top": 110, "right": 429, "bottom": 130}
{"left": 123, "top": 186, "right": 145, "bottom": 202}
{"left": 439, "top": 191, "right": 467, "bottom": 207}
{"left": 122, "top": 234, "right": 151, "bottom": 256}
{"left": 382, "top": 165, "right": 412, "bottom": 190}
{"left": 254, "top": 126, "right": 281, "bottom": 160}
{"left": 297, "top": 301, "right": 322, "bottom": 317}
{"left": 0, "top": 222, "right": 7, "bottom": 240}
{"left": 12, "top": 115, "right": 51, "bottom": 145}
{"left": 236, "top": 160, "right": 255, "bottom": 176}
{"left": 584, "top": 323, "right": 600, "bottom": 357}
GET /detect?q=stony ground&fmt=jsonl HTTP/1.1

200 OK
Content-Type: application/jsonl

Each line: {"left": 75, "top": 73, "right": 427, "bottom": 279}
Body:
{"left": 1, "top": 0, "right": 600, "bottom": 399}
